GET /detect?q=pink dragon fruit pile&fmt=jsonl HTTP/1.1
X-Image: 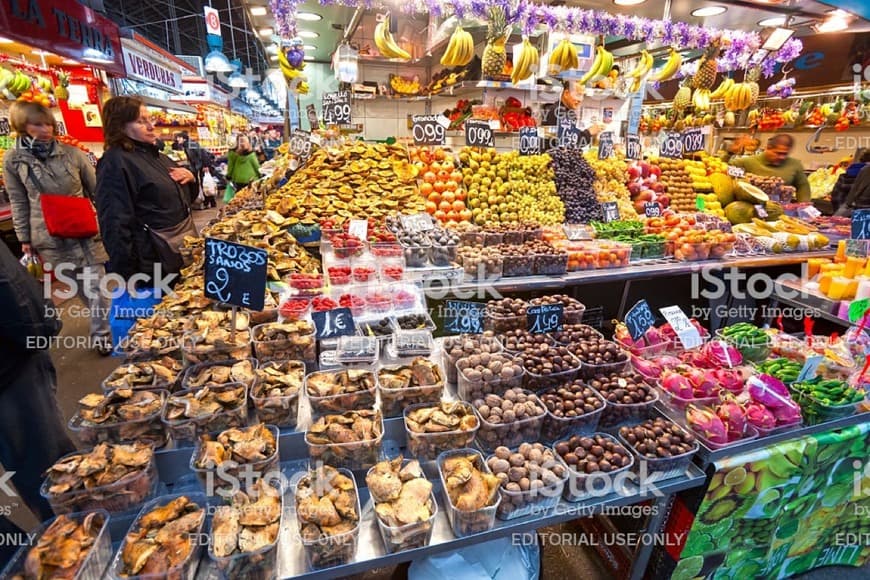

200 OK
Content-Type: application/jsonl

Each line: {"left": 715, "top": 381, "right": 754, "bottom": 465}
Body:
{"left": 614, "top": 323, "right": 671, "bottom": 356}
{"left": 659, "top": 319, "right": 709, "bottom": 347}
{"left": 738, "top": 374, "right": 802, "bottom": 430}
{"left": 680, "top": 340, "right": 743, "bottom": 369}
{"left": 630, "top": 354, "right": 683, "bottom": 380}
{"left": 686, "top": 401, "right": 750, "bottom": 444}
{"left": 660, "top": 365, "right": 720, "bottom": 402}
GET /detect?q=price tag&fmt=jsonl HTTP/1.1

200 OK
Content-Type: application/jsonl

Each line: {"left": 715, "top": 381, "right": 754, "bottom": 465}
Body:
{"left": 597, "top": 131, "right": 614, "bottom": 159}
{"left": 681, "top": 128, "right": 705, "bottom": 153}
{"left": 306, "top": 104, "right": 319, "bottom": 129}
{"left": 727, "top": 165, "right": 745, "bottom": 178}
{"left": 849, "top": 297, "right": 870, "bottom": 322}
{"left": 312, "top": 307, "right": 356, "bottom": 339}
{"left": 626, "top": 134, "right": 641, "bottom": 161}
{"left": 624, "top": 299, "right": 656, "bottom": 341}
{"left": 852, "top": 209, "right": 870, "bottom": 239}
{"left": 289, "top": 129, "right": 312, "bottom": 160}
{"left": 659, "top": 305, "right": 702, "bottom": 349}
{"left": 644, "top": 202, "right": 662, "bottom": 218}
{"left": 411, "top": 115, "right": 446, "bottom": 146}
{"left": 348, "top": 219, "right": 368, "bottom": 241}
{"left": 558, "top": 122, "right": 582, "bottom": 150}
{"left": 204, "top": 238, "right": 268, "bottom": 311}
{"left": 754, "top": 204, "right": 769, "bottom": 219}
{"left": 660, "top": 132, "right": 683, "bottom": 158}
{"left": 443, "top": 300, "right": 485, "bottom": 334}
{"left": 519, "top": 126, "right": 540, "bottom": 156}
{"left": 797, "top": 355, "right": 824, "bottom": 382}
{"left": 322, "top": 91, "right": 351, "bottom": 125}
{"left": 601, "top": 201, "right": 620, "bottom": 223}
{"left": 527, "top": 304, "right": 564, "bottom": 334}
{"left": 0, "top": 117, "right": 10, "bottom": 136}
{"left": 696, "top": 195, "right": 706, "bottom": 210}
{"left": 465, "top": 119, "right": 494, "bottom": 148}
{"left": 400, "top": 213, "right": 435, "bottom": 233}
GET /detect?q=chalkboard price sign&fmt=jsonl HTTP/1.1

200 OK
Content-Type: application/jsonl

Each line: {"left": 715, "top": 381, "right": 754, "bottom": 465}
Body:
{"left": 519, "top": 126, "right": 540, "bottom": 156}
{"left": 443, "top": 300, "right": 485, "bottom": 334}
{"left": 644, "top": 202, "right": 662, "bottom": 218}
{"left": 204, "top": 238, "right": 269, "bottom": 311}
{"left": 660, "top": 132, "right": 683, "bottom": 158}
{"left": 527, "top": 304, "right": 564, "bottom": 334}
{"left": 412, "top": 115, "right": 446, "bottom": 146}
{"left": 465, "top": 119, "right": 495, "bottom": 148}
{"left": 312, "top": 307, "right": 356, "bottom": 339}
{"left": 558, "top": 122, "right": 582, "bottom": 150}
{"left": 626, "top": 134, "right": 641, "bottom": 161}
{"left": 601, "top": 201, "right": 620, "bottom": 223}
{"left": 322, "top": 91, "right": 351, "bottom": 125}
{"left": 289, "top": 129, "right": 312, "bottom": 160}
{"left": 852, "top": 209, "right": 870, "bottom": 239}
{"left": 597, "top": 131, "right": 614, "bottom": 159}
{"left": 681, "top": 128, "right": 705, "bottom": 153}
{"left": 624, "top": 299, "right": 656, "bottom": 341}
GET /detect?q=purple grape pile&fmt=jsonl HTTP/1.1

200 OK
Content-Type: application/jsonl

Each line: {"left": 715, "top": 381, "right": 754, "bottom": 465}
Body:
{"left": 549, "top": 148, "right": 600, "bottom": 224}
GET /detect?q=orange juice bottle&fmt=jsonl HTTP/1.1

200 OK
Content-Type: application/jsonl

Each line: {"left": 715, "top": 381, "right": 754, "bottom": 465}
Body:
{"left": 827, "top": 276, "right": 850, "bottom": 300}
{"left": 819, "top": 273, "right": 834, "bottom": 295}
{"left": 847, "top": 278, "right": 860, "bottom": 299}
{"left": 806, "top": 258, "right": 829, "bottom": 279}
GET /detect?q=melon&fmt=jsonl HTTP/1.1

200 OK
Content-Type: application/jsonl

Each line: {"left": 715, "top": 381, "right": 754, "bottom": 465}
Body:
{"left": 764, "top": 201, "right": 784, "bottom": 220}
{"left": 734, "top": 181, "right": 769, "bottom": 204}
{"left": 724, "top": 201, "right": 757, "bottom": 224}
{"left": 710, "top": 173, "right": 735, "bottom": 206}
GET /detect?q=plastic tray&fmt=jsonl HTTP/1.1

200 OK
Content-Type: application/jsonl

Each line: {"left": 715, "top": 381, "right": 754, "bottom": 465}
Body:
{"left": 501, "top": 254, "right": 536, "bottom": 278}
{"left": 298, "top": 468, "right": 361, "bottom": 569}
{"left": 352, "top": 261, "right": 378, "bottom": 284}
{"left": 391, "top": 311, "right": 437, "bottom": 332}
{"left": 356, "top": 316, "right": 396, "bottom": 341}
{"left": 693, "top": 425, "right": 760, "bottom": 450}
{"left": 181, "top": 329, "right": 252, "bottom": 365}
{"left": 378, "top": 259, "right": 406, "bottom": 282}
{"left": 305, "top": 411, "right": 384, "bottom": 470}
{"left": 483, "top": 231, "right": 504, "bottom": 245}
{"left": 555, "top": 434, "right": 635, "bottom": 502}
{"left": 494, "top": 470, "right": 565, "bottom": 521}
{"left": 161, "top": 384, "right": 249, "bottom": 446}
{"left": 378, "top": 365, "right": 445, "bottom": 418}
{"left": 2, "top": 510, "right": 112, "bottom": 580}
{"left": 755, "top": 420, "right": 803, "bottom": 438}
{"left": 402, "top": 243, "right": 431, "bottom": 268}
{"left": 521, "top": 352, "right": 583, "bottom": 392}
{"left": 101, "top": 360, "right": 179, "bottom": 392}
{"left": 654, "top": 383, "right": 720, "bottom": 412}
{"left": 335, "top": 335, "right": 380, "bottom": 365}
{"left": 250, "top": 360, "right": 305, "bottom": 428}
{"left": 577, "top": 355, "right": 631, "bottom": 380}
{"left": 473, "top": 392, "right": 546, "bottom": 452}
{"left": 672, "top": 241, "right": 712, "bottom": 262}
{"left": 437, "top": 449, "right": 500, "bottom": 538}
{"left": 483, "top": 311, "right": 527, "bottom": 334}
{"left": 429, "top": 243, "right": 458, "bottom": 267}
{"left": 305, "top": 369, "right": 377, "bottom": 416}
{"left": 614, "top": 337, "right": 673, "bottom": 358}
{"left": 252, "top": 322, "right": 317, "bottom": 363}
{"left": 190, "top": 425, "right": 280, "bottom": 496}
{"left": 326, "top": 260, "right": 353, "bottom": 286}
{"left": 68, "top": 391, "right": 168, "bottom": 449}
{"left": 456, "top": 356, "right": 525, "bottom": 402}
{"left": 389, "top": 283, "right": 426, "bottom": 313}
{"left": 539, "top": 387, "right": 607, "bottom": 443}
{"left": 107, "top": 494, "right": 206, "bottom": 580}
{"left": 534, "top": 252, "right": 569, "bottom": 276}
{"left": 368, "top": 463, "right": 438, "bottom": 554}
{"left": 596, "top": 389, "right": 660, "bottom": 429}
{"left": 182, "top": 358, "right": 259, "bottom": 391}
{"left": 461, "top": 253, "right": 503, "bottom": 280}
{"left": 617, "top": 424, "right": 699, "bottom": 482}
{"left": 390, "top": 330, "right": 435, "bottom": 359}
{"left": 442, "top": 334, "right": 504, "bottom": 384}
{"left": 403, "top": 402, "right": 480, "bottom": 461}
{"left": 715, "top": 329, "right": 772, "bottom": 363}
{"left": 369, "top": 242, "right": 404, "bottom": 259}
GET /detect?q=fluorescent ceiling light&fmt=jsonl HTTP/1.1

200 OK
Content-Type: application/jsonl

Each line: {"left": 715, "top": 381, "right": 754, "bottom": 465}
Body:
{"left": 691, "top": 6, "right": 727, "bottom": 17}
{"left": 761, "top": 27, "right": 795, "bottom": 51}
{"left": 297, "top": 12, "right": 322, "bottom": 21}
{"left": 613, "top": 0, "right": 646, "bottom": 5}
{"left": 815, "top": 10, "right": 852, "bottom": 33}
{"left": 228, "top": 73, "right": 249, "bottom": 88}
{"left": 259, "top": 27, "right": 273, "bottom": 36}
{"left": 250, "top": 6, "right": 267, "bottom": 16}
{"left": 303, "top": 55, "right": 315, "bottom": 61}
{"left": 758, "top": 16, "right": 786, "bottom": 27}
{"left": 298, "top": 30, "right": 319, "bottom": 39}
{"left": 303, "top": 45, "right": 317, "bottom": 51}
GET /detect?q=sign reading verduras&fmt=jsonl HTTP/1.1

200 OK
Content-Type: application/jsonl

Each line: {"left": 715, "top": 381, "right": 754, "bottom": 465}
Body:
{"left": 204, "top": 238, "right": 268, "bottom": 311}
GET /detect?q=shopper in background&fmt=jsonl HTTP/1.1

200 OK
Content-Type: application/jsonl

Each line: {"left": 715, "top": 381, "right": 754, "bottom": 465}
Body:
{"left": 3, "top": 101, "right": 112, "bottom": 354}
{"left": 171, "top": 130, "right": 216, "bottom": 209}
{"left": 224, "top": 134, "right": 260, "bottom": 203}
{"left": 264, "top": 128, "right": 282, "bottom": 161}
{"left": 96, "top": 96, "right": 197, "bottom": 280}
{"left": 835, "top": 159, "right": 870, "bottom": 217}
{"left": 249, "top": 127, "right": 266, "bottom": 163}
{"left": 832, "top": 149, "right": 870, "bottom": 214}
{"left": 728, "top": 134, "right": 812, "bottom": 202}
{"left": 0, "top": 241, "right": 77, "bottom": 542}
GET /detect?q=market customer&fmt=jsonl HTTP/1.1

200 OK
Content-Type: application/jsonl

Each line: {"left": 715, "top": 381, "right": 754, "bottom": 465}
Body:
{"left": 832, "top": 150, "right": 870, "bottom": 215}
{"left": 96, "top": 96, "right": 198, "bottom": 281}
{"left": 3, "top": 101, "right": 112, "bottom": 354}
{"left": 224, "top": 134, "right": 260, "bottom": 202}
{"left": 728, "top": 133, "right": 812, "bottom": 202}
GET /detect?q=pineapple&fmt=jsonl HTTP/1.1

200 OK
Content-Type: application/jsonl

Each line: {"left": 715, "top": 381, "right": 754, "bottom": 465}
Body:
{"left": 745, "top": 66, "right": 760, "bottom": 105}
{"left": 674, "top": 83, "right": 692, "bottom": 114}
{"left": 692, "top": 42, "right": 719, "bottom": 90}
{"left": 54, "top": 72, "right": 69, "bottom": 101}
{"left": 482, "top": 6, "right": 508, "bottom": 79}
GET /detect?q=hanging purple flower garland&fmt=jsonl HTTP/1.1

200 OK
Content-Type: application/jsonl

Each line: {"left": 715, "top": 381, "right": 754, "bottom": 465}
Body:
{"left": 270, "top": 0, "right": 802, "bottom": 76}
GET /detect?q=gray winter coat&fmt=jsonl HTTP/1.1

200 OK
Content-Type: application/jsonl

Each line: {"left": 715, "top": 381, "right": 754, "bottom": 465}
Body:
{"left": 4, "top": 141, "right": 108, "bottom": 267}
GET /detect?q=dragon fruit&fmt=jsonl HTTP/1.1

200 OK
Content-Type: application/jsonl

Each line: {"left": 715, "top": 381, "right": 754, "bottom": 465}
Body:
{"left": 712, "top": 368, "right": 744, "bottom": 393}
{"left": 702, "top": 341, "right": 743, "bottom": 368}
{"left": 661, "top": 369, "right": 694, "bottom": 399}
{"left": 685, "top": 367, "right": 719, "bottom": 397}
{"left": 772, "top": 400, "right": 802, "bottom": 425}
{"left": 717, "top": 399, "right": 747, "bottom": 440}
{"left": 643, "top": 326, "right": 669, "bottom": 354}
{"left": 745, "top": 402, "right": 777, "bottom": 430}
{"left": 747, "top": 375, "right": 790, "bottom": 407}
{"left": 680, "top": 349, "right": 714, "bottom": 369}
{"left": 614, "top": 323, "right": 636, "bottom": 348}
{"left": 630, "top": 355, "right": 660, "bottom": 379}
{"left": 687, "top": 405, "right": 729, "bottom": 444}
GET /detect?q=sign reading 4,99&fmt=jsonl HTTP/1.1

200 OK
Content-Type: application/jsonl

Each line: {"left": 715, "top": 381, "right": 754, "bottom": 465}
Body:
{"left": 204, "top": 238, "right": 268, "bottom": 311}
{"left": 322, "top": 91, "right": 351, "bottom": 125}
{"left": 411, "top": 115, "right": 446, "bottom": 146}
{"left": 465, "top": 119, "right": 495, "bottom": 148}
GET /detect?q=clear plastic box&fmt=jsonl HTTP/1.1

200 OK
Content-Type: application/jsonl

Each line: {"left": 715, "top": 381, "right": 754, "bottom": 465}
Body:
{"left": 41, "top": 451, "right": 158, "bottom": 515}
{"left": 521, "top": 352, "right": 583, "bottom": 392}
{"left": 352, "top": 259, "right": 378, "bottom": 283}
{"left": 278, "top": 297, "right": 312, "bottom": 322}
{"left": 190, "top": 425, "right": 280, "bottom": 496}
{"left": 363, "top": 290, "right": 393, "bottom": 314}
{"left": 378, "top": 258, "right": 406, "bottom": 282}
{"left": 460, "top": 252, "right": 503, "bottom": 280}
{"left": 391, "top": 311, "right": 437, "bottom": 332}
{"left": 714, "top": 329, "right": 771, "bottom": 363}
{"left": 534, "top": 252, "right": 569, "bottom": 276}
{"left": 755, "top": 420, "right": 802, "bottom": 438}
{"left": 493, "top": 465, "right": 566, "bottom": 521}
{"left": 2, "top": 510, "right": 112, "bottom": 580}
{"left": 672, "top": 241, "right": 712, "bottom": 262}
{"left": 252, "top": 321, "right": 316, "bottom": 363}
{"left": 388, "top": 283, "right": 425, "bottom": 312}
{"left": 356, "top": 316, "right": 395, "bottom": 341}
{"left": 335, "top": 335, "right": 380, "bottom": 365}
{"left": 368, "top": 462, "right": 438, "bottom": 553}
{"left": 459, "top": 228, "right": 485, "bottom": 247}
{"left": 107, "top": 494, "right": 205, "bottom": 580}
{"left": 483, "top": 311, "right": 527, "bottom": 334}
{"left": 615, "top": 337, "right": 673, "bottom": 358}
{"left": 501, "top": 253, "right": 536, "bottom": 277}
{"left": 305, "top": 369, "right": 377, "bottom": 416}
{"left": 483, "top": 231, "right": 504, "bottom": 245}
{"left": 182, "top": 358, "right": 259, "bottom": 391}
{"left": 502, "top": 230, "right": 525, "bottom": 245}
{"left": 161, "top": 384, "right": 248, "bottom": 445}
{"left": 654, "top": 383, "right": 719, "bottom": 412}
{"left": 101, "top": 359, "right": 182, "bottom": 392}
{"left": 251, "top": 360, "right": 304, "bottom": 428}
{"left": 390, "top": 330, "right": 435, "bottom": 359}
{"left": 369, "top": 241, "right": 404, "bottom": 259}
{"left": 437, "top": 449, "right": 500, "bottom": 537}
{"left": 555, "top": 434, "right": 635, "bottom": 502}
{"left": 617, "top": 425, "right": 699, "bottom": 482}
{"left": 539, "top": 387, "right": 607, "bottom": 443}
{"left": 68, "top": 390, "right": 168, "bottom": 449}
{"left": 289, "top": 273, "right": 325, "bottom": 296}
{"left": 402, "top": 242, "right": 431, "bottom": 268}
{"left": 456, "top": 355, "right": 525, "bottom": 402}
{"left": 442, "top": 334, "right": 504, "bottom": 384}
{"left": 404, "top": 402, "right": 480, "bottom": 461}
{"left": 305, "top": 411, "right": 384, "bottom": 470}
{"left": 326, "top": 259, "right": 353, "bottom": 286}
{"left": 577, "top": 355, "right": 631, "bottom": 380}
{"left": 474, "top": 392, "right": 546, "bottom": 452}
{"left": 181, "top": 329, "right": 252, "bottom": 365}
{"left": 693, "top": 425, "right": 760, "bottom": 450}
{"left": 429, "top": 242, "right": 459, "bottom": 267}
{"left": 597, "top": 389, "right": 660, "bottom": 429}
{"left": 378, "top": 361, "right": 445, "bottom": 417}
{"left": 297, "top": 468, "right": 361, "bottom": 569}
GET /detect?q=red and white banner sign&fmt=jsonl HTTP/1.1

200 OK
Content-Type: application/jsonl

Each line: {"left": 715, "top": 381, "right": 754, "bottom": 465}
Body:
{"left": 204, "top": 7, "right": 221, "bottom": 36}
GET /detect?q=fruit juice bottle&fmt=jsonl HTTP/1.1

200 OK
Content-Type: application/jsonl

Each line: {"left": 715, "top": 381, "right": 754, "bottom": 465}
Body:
{"left": 844, "top": 256, "right": 865, "bottom": 278}
{"left": 827, "top": 276, "right": 851, "bottom": 300}
{"left": 819, "top": 273, "right": 834, "bottom": 295}
{"left": 820, "top": 263, "right": 845, "bottom": 277}
{"left": 847, "top": 278, "right": 859, "bottom": 300}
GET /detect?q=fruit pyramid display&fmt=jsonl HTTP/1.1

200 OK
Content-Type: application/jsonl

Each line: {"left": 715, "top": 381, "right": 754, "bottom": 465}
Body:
{"left": 459, "top": 146, "right": 507, "bottom": 225}
{"left": 649, "top": 157, "right": 696, "bottom": 212}
{"left": 411, "top": 146, "right": 471, "bottom": 224}
{"left": 506, "top": 151, "right": 564, "bottom": 226}
{"left": 583, "top": 152, "right": 638, "bottom": 220}
{"left": 550, "top": 148, "right": 601, "bottom": 224}
{"left": 482, "top": 5, "right": 509, "bottom": 79}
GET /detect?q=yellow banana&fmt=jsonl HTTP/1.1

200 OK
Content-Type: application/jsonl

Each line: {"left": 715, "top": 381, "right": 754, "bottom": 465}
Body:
{"left": 441, "top": 27, "right": 461, "bottom": 66}
{"left": 579, "top": 45, "right": 605, "bottom": 84}
{"left": 549, "top": 40, "right": 567, "bottom": 75}
{"left": 376, "top": 20, "right": 411, "bottom": 60}
{"left": 568, "top": 42, "right": 579, "bottom": 69}
{"left": 627, "top": 50, "right": 652, "bottom": 78}
{"left": 711, "top": 77, "right": 733, "bottom": 99}
{"left": 458, "top": 29, "right": 474, "bottom": 65}
{"left": 651, "top": 49, "right": 681, "bottom": 82}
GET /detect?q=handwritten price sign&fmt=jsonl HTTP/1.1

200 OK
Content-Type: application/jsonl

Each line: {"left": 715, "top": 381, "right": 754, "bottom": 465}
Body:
{"left": 660, "top": 132, "right": 683, "bottom": 158}
{"left": 444, "top": 300, "right": 485, "bottom": 334}
{"left": 598, "top": 131, "right": 614, "bottom": 160}
{"left": 626, "top": 134, "right": 641, "bottom": 161}
{"left": 519, "top": 126, "right": 540, "bottom": 155}
{"left": 204, "top": 238, "right": 268, "bottom": 311}
{"left": 624, "top": 299, "right": 656, "bottom": 341}
{"left": 312, "top": 307, "right": 355, "bottom": 339}
{"left": 527, "top": 304, "right": 564, "bottom": 334}
{"left": 322, "top": 91, "right": 351, "bottom": 125}
{"left": 681, "top": 128, "right": 705, "bottom": 153}
{"left": 412, "top": 115, "right": 446, "bottom": 146}
{"left": 465, "top": 119, "right": 495, "bottom": 148}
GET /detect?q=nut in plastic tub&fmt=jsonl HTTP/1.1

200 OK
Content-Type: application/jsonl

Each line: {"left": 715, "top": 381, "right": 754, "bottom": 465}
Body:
{"left": 472, "top": 389, "right": 547, "bottom": 452}
{"left": 252, "top": 321, "right": 316, "bottom": 363}
{"left": 486, "top": 443, "right": 567, "bottom": 520}
{"left": 404, "top": 401, "right": 480, "bottom": 461}
{"left": 108, "top": 494, "right": 206, "bottom": 580}
{"left": 162, "top": 383, "right": 248, "bottom": 446}
{"left": 69, "top": 389, "right": 168, "bottom": 449}
{"left": 456, "top": 353, "right": 525, "bottom": 402}
{"left": 2, "top": 509, "right": 111, "bottom": 580}
{"left": 437, "top": 449, "right": 501, "bottom": 537}
{"left": 306, "top": 368, "right": 377, "bottom": 416}
{"left": 251, "top": 360, "right": 304, "bottom": 428}
{"left": 539, "top": 384, "right": 607, "bottom": 443}
{"left": 519, "top": 348, "right": 583, "bottom": 392}
{"left": 552, "top": 433, "right": 635, "bottom": 502}
{"left": 442, "top": 333, "right": 503, "bottom": 384}
{"left": 306, "top": 409, "right": 384, "bottom": 470}
{"left": 367, "top": 458, "right": 437, "bottom": 554}
{"left": 296, "top": 466, "right": 360, "bottom": 570}
{"left": 617, "top": 417, "right": 699, "bottom": 482}
{"left": 529, "top": 295, "right": 586, "bottom": 326}
{"left": 190, "top": 424, "right": 280, "bottom": 496}
{"left": 378, "top": 357, "right": 445, "bottom": 417}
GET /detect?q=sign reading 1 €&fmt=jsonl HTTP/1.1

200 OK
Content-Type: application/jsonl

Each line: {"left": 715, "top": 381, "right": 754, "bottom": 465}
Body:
{"left": 204, "top": 238, "right": 268, "bottom": 311}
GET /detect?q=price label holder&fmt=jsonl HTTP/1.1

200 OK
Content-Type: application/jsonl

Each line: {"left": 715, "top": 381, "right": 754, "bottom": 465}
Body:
{"left": 797, "top": 355, "right": 824, "bottom": 383}
{"left": 322, "top": 91, "right": 351, "bottom": 125}
{"left": 289, "top": 129, "right": 312, "bottom": 160}
{"left": 597, "top": 131, "right": 614, "bottom": 159}
{"left": 848, "top": 297, "right": 870, "bottom": 323}
{"left": 400, "top": 213, "right": 435, "bottom": 233}
{"left": 624, "top": 299, "right": 656, "bottom": 341}
{"left": 681, "top": 128, "right": 705, "bottom": 153}
{"left": 660, "top": 132, "right": 683, "bottom": 158}
{"left": 626, "top": 134, "right": 641, "bottom": 161}
{"left": 696, "top": 195, "right": 706, "bottom": 211}
{"left": 754, "top": 204, "right": 769, "bottom": 219}
{"left": 601, "top": 201, "right": 620, "bottom": 223}
{"left": 0, "top": 117, "right": 10, "bottom": 136}
{"left": 852, "top": 209, "right": 870, "bottom": 240}
{"left": 411, "top": 115, "right": 446, "bottom": 146}
{"left": 443, "top": 300, "right": 485, "bottom": 334}
{"left": 306, "top": 104, "right": 319, "bottom": 128}
{"left": 348, "top": 219, "right": 368, "bottom": 241}
{"left": 519, "top": 126, "right": 540, "bottom": 155}
{"left": 204, "top": 238, "right": 268, "bottom": 311}
{"left": 313, "top": 307, "right": 356, "bottom": 340}
{"left": 465, "top": 119, "right": 495, "bottom": 148}
{"left": 659, "top": 305, "right": 702, "bottom": 349}
{"left": 644, "top": 202, "right": 662, "bottom": 218}
{"left": 558, "top": 122, "right": 582, "bottom": 150}
{"left": 727, "top": 165, "right": 745, "bottom": 178}
{"left": 527, "top": 304, "right": 564, "bottom": 334}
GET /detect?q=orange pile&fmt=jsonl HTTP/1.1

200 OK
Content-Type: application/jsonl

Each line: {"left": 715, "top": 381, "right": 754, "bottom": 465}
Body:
{"left": 410, "top": 146, "right": 472, "bottom": 224}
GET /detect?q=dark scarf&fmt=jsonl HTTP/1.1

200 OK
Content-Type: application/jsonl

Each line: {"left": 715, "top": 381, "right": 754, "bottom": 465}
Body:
{"left": 20, "top": 136, "right": 56, "bottom": 161}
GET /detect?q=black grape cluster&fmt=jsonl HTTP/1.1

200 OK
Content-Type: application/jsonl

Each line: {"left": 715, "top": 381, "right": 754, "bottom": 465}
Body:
{"left": 549, "top": 148, "right": 600, "bottom": 224}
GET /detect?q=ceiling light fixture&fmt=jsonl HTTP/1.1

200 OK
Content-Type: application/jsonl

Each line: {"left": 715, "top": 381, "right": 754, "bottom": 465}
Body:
{"left": 691, "top": 6, "right": 727, "bottom": 17}
{"left": 270, "top": 54, "right": 278, "bottom": 60}
{"left": 758, "top": 16, "right": 787, "bottom": 27}
{"left": 250, "top": 6, "right": 267, "bottom": 16}
{"left": 303, "top": 45, "right": 317, "bottom": 51}
{"left": 259, "top": 27, "right": 273, "bottom": 36}
{"left": 303, "top": 55, "right": 315, "bottom": 61}
{"left": 613, "top": 0, "right": 646, "bottom": 6}
{"left": 297, "top": 12, "right": 322, "bottom": 21}
{"left": 814, "top": 10, "right": 852, "bottom": 33}
{"left": 228, "top": 72, "right": 249, "bottom": 88}
{"left": 298, "top": 30, "right": 319, "bottom": 39}
{"left": 204, "top": 50, "right": 234, "bottom": 72}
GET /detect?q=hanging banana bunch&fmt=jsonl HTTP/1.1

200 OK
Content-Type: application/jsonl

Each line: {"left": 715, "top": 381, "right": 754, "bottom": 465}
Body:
{"left": 548, "top": 38, "right": 579, "bottom": 76}
{"left": 441, "top": 25, "right": 475, "bottom": 67}
{"left": 650, "top": 49, "right": 682, "bottom": 82}
{"left": 375, "top": 16, "right": 411, "bottom": 60}
{"left": 579, "top": 44, "right": 613, "bottom": 85}
{"left": 625, "top": 50, "right": 653, "bottom": 93}
{"left": 511, "top": 37, "right": 539, "bottom": 85}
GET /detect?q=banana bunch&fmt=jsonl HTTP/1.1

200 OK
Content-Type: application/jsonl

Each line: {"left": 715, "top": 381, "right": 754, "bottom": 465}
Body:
{"left": 276, "top": 47, "right": 305, "bottom": 83}
{"left": 441, "top": 26, "right": 474, "bottom": 67}
{"left": 692, "top": 88, "right": 712, "bottom": 112}
{"left": 375, "top": 20, "right": 411, "bottom": 60}
{"left": 626, "top": 50, "right": 653, "bottom": 93}
{"left": 390, "top": 75, "right": 421, "bottom": 95}
{"left": 650, "top": 49, "right": 682, "bottom": 82}
{"left": 579, "top": 45, "right": 613, "bottom": 85}
{"left": 548, "top": 38, "right": 579, "bottom": 75}
{"left": 0, "top": 69, "right": 32, "bottom": 99}
{"left": 759, "top": 215, "right": 817, "bottom": 235}
{"left": 295, "top": 81, "right": 310, "bottom": 95}
{"left": 723, "top": 82, "right": 754, "bottom": 112}
{"left": 511, "top": 37, "right": 539, "bottom": 85}
{"left": 710, "top": 77, "right": 734, "bottom": 99}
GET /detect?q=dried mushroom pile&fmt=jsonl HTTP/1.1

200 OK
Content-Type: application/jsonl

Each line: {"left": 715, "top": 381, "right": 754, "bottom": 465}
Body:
{"left": 211, "top": 480, "right": 282, "bottom": 557}
{"left": 307, "top": 410, "right": 382, "bottom": 445}
{"left": 254, "top": 360, "right": 304, "bottom": 397}
{"left": 378, "top": 358, "right": 443, "bottom": 389}
{"left": 296, "top": 465, "right": 359, "bottom": 567}
{"left": 405, "top": 402, "right": 478, "bottom": 434}
{"left": 103, "top": 357, "right": 181, "bottom": 390}
{"left": 185, "top": 359, "right": 256, "bottom": 388}
{"left": 307, "top": 370, "right": 376, "bottom": 398}
{"left": 195, "top": 424, "right": 277, "bottom": 469}
{"left": 165, "top": 385, "right": 246, "bottom": 420}
{"left": 77, "top": 390, "right": 163, "bottom": 424}
{"left": 120, "top": 496, "right": 204, "bottom": 576}
{"left": 442, "top": 454, "right": 500, "bottom": 511}
{"left": 10, "top": 512, "right": 104, "bottom": 579}
{"left": 367, "top": 457, "right": 434, "bottom": 528}
{"left": 46, "top": 442, "right": 153, "bottom": 495}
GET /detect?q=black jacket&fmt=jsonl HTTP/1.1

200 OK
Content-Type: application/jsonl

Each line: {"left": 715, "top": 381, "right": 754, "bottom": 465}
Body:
{"left": 95, "top": 141, "right": 190, "bottom": 279}
{"left": 838, "top": 164, "right": 870, "bottom": 216}
{"left": 832, "top": 162, "right": 867, "bottom": 212}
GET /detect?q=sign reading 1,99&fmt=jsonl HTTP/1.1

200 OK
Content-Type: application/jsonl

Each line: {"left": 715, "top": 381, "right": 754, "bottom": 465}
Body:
{"left": 411, "top": 115, "right": 446, "bottom": 146}
{"left": 465, "top": 119, "right": 495, "bottom": 148}
{"left": 322, "top": 91, "right": 351, "bottom": 125}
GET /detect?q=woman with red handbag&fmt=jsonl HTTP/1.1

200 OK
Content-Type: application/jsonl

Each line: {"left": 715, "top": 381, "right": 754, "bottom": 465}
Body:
{"left": 3, "top": 101, "right": 112, "bottom": 355}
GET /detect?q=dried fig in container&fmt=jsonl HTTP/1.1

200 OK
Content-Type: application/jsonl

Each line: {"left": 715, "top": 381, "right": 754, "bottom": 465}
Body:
{"left": 251, "top": 360, "right": 304, "bottom": 428}
{"left": 436, "top": 449, "right": 501, "bottom": 537}
{"left": 553, "top": 433, "right": 634, "bottom": 502}
{"left": 378, "top": 357, "right": 445, "bottom": 417}
{"left": 403, "top": 401, "right": 480, "bottom": 461}
{"left": 486, "top": 443, "right": 567, "bottom": 520}
{"left": 367, "top": 457, "right": 437, "bottom": 553}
